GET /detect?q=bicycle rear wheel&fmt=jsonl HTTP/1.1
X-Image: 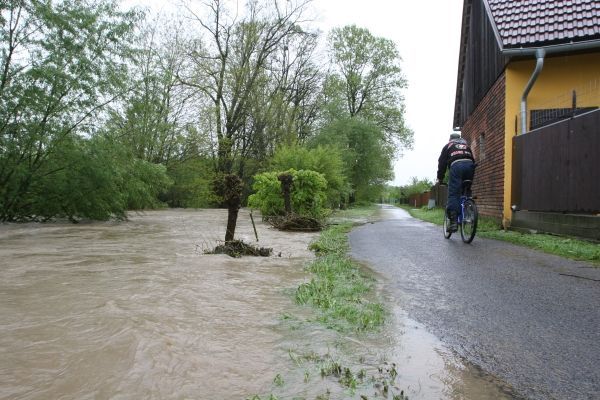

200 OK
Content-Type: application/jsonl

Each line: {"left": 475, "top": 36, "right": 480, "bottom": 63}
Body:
{"left": 460, "top": 199, "right": 478, "bottom": 243}
{"left": 443, "top": 212, "right": 452, "bottom": 239}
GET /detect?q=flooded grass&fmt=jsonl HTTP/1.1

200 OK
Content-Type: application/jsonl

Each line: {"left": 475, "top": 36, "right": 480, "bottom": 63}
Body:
{"left": 251, "top": 348, "right": 408, "bottom": 400}
{"left": 296, "top": 223, "right": 385, "bottom": 332}
{"left": 245, "top": 209, "right": 408, "bottom": 399}
{"left": 403, "top": 205, "right": 600, "bottom": 264}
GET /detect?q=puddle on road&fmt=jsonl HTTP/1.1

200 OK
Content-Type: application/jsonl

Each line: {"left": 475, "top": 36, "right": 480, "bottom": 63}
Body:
{"left": 0, "top": 209, "right": 516, "bottom": 399}
{"left": 382, "top": 304, "right": 516, "bottom": 399}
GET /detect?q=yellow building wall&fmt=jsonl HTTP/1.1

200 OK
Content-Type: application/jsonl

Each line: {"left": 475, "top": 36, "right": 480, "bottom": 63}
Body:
{"left": 503, "top": 52, "right": 600, "bottom": 224}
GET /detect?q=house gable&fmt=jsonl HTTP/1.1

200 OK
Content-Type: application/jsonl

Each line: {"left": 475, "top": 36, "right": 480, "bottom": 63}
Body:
{"left": 453, "top": 0, "right": 505, "bottom": 130}
{"left": 454, "top": 0, "right": 600, "bottom": 130}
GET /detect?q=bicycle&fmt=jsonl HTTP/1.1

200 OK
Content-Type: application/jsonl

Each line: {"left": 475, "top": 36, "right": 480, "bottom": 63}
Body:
{"left": 442, "top": 180, "right": 479, "bottom": 243}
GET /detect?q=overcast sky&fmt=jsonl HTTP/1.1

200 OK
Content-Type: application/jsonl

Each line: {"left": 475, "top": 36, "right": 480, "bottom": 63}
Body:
{"left": 122, "top": 0, "right": 464, "bottom": 186}
{"left": 311, "top": 0, "right": 464, "bottom": 185}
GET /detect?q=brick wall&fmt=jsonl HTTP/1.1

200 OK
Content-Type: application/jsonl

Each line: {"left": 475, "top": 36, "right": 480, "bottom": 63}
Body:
{"left": 461, "top": 73, "right": 506, "bottom": 219}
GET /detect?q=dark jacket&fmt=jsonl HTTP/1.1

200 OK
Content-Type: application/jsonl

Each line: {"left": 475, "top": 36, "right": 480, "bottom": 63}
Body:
{"left": 437, "top": 138, "right": 474, "bottom": 180}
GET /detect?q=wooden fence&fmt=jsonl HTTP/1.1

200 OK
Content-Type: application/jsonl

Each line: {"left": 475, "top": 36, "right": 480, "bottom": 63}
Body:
{"left": 407, "top": 185, "right": 448, "bottom": 208}
{"left": 512, "top": 109, "right": 600, "bottom": 213}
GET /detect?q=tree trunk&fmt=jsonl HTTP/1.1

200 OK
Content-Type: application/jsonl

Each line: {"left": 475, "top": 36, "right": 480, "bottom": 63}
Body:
{"left": 278, "top": 172, "right": 293, "bottom": 215}
{"left": 214, "top": 174, "right": 243, "bottom": 242}
{"left": 225, "top": 206, "right": 240, "bottom": 242}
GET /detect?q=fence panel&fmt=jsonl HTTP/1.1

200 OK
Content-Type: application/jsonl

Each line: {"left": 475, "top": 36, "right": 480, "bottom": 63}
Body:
{"left": 430, "top": 185, "right": 448, "bottom": 208}
{"left": 512, "top": 109, "right": 600, "bottom": 213}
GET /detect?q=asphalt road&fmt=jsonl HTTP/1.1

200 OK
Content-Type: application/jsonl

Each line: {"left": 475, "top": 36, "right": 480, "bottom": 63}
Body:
{"left": 349, "top": 205, "right": 600, "bottom": 400}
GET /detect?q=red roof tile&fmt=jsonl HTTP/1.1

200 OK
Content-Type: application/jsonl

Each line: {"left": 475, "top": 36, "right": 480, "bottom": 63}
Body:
{"left": 487, "top": 0, "right": 600, "bottom": 48}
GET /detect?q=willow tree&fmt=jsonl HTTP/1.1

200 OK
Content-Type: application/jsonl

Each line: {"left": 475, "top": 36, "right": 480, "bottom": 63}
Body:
{"left": 0, "top": 0, "right": 141, "bottom": 221}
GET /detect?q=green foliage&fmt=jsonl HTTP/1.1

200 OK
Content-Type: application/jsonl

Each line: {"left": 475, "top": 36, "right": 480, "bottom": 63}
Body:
{"left": 124, "top": 159, "right": 173, "bottom": 210}
{"left": 165, "top": 157, "right": 217, "bottom": 208}
{"left": 0, "top": 4, "right": 419, "bottom": 220}
{"left": 270, "top": 144, "right": 349, "bottom": 208}
{"left": 27, "top": 136, "right": 128, "bottom": 221}
{"left": 104, "top": 18, "right": 203, "bottom": 166}
{"left": 20, "top": 136, "right": 171, "bottom": 221}
{"left": 290, "top": 170, "right": 328, "bottom": 218}
{"left": 0, "top": 0, "right": 142, "bottom": 221}
{"left": 315, "top": 118, "right": 393, "bottom": 203}
{"left": 248, "top": 172, "right": 284, "bottom": 216}
{"left": 326, "top": 25, "right": 413, "bottom": 150}
{"left": 403, "top": 177, "right": 434, "bottom": 197}
{"left": 248, "top": 169, "right": 328, "bottom": 218}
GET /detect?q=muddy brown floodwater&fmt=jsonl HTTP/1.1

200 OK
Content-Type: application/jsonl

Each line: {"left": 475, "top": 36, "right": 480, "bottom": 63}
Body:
{"left": 0, "top": 209, "right": 515, "bottom": 400}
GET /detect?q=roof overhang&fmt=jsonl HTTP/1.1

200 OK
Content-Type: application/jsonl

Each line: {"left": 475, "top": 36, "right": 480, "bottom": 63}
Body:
{"left": 501, "top": 38, "right": 600, "bottom": 57}
{"left": 453, "top": 0, "right": 600, "bottom": 130}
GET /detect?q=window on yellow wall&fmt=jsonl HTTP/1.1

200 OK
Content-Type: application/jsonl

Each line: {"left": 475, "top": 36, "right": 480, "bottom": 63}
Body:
{"left": 530, "top": 106, "right": 597, "bottom": 130}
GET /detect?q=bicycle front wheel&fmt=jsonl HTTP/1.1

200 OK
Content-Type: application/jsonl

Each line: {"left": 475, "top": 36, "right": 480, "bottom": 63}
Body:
{"left": 460, "top": 199, "right": 478, "bottom": 243}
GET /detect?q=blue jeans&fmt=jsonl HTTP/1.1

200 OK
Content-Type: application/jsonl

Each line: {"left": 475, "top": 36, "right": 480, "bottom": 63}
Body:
{"left": 447, "top": 160, "right": 475, "bottom": 218}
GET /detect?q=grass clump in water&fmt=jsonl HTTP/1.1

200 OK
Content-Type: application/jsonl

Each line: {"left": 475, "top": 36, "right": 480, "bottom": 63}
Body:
{"left": 296, "top": 223, "right": 385, "bottom": 332}
{"left": 205, "top": 240, "right": 272, "bottom": 258}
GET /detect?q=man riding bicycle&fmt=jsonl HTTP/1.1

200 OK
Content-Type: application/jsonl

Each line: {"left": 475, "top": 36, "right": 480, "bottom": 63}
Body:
{"left": 436, "top": 133, "right": 475, "bottom": 233}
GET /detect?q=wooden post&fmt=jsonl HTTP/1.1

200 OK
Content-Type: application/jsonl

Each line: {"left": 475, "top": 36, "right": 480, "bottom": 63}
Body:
{"left": 250, "top": 210, "right": 259, "bottom": 242}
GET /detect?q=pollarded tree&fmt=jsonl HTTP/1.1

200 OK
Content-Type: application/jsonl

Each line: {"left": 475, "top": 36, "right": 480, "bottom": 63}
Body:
{"left": 326, "top": 25, "right": 413, "bottom": 151}
{"left": 269, "top": 144, "right": 349, "bottom": 208}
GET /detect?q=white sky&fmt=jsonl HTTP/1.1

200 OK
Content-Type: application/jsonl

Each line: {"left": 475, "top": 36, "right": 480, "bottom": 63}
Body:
{"left": 122, "top": 0, "right": 464, "bottom": 186}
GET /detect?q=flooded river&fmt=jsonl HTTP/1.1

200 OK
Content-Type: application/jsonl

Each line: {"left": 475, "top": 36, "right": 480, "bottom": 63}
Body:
{"left": 0, "top": 209, "right": 515, "bottom": 399}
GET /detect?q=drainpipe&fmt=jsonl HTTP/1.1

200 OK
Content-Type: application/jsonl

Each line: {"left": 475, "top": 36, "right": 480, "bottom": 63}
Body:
{"left": 501, "top": 40, "right": 600, "bottom": 134}
{"left": 520, "top": 48, "right": 545, "bottom": 134}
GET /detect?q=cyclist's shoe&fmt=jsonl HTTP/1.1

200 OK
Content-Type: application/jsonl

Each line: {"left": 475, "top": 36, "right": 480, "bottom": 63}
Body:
{"left": 448, "top": 212, "right": 458, "bottom": 232}
{"left": 449, "top": 221, "right": 458, "bottom": 232}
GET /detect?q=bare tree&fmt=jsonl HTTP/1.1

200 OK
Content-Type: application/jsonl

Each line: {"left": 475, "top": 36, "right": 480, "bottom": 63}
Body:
{"left": 179, "top": 0, "right": 313, "bottom": 242}
{"left": 180, "top": 0, "right": 312, "bottom": 173}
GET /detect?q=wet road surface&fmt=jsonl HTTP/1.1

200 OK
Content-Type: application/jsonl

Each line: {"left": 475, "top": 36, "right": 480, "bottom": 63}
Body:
{"left": 349, "top": 205, "right": 600, "bottom": 400}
